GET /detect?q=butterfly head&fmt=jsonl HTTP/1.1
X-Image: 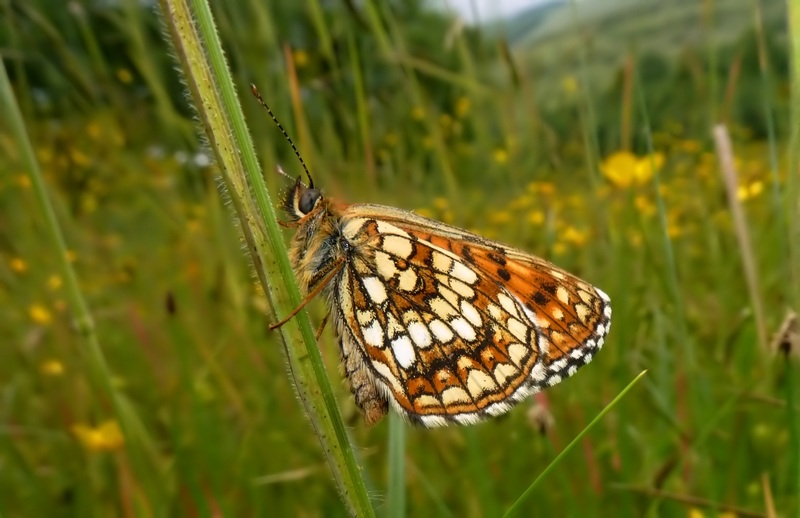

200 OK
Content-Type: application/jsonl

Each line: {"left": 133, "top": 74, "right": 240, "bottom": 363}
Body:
{"left": 283, "top": 176, "right": 324, "bottom": 222}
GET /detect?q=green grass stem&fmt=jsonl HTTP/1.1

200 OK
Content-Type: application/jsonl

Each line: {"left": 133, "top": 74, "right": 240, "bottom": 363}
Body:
{"left": 158, "top": 0, "right": 374, "bottom": 514}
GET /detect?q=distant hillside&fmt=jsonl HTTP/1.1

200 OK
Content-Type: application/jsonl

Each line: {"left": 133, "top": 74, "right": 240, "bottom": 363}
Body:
{"left": 490, "top": 0, "right": 786, "bottom": 109}
{"left": 493, "top": 0, "right": 565, "bottom": 45}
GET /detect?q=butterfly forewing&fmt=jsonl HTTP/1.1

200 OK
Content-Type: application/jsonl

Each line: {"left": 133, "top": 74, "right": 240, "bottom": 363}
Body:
{"left": 330, "top": 205, "right": 611, "bottom": 427}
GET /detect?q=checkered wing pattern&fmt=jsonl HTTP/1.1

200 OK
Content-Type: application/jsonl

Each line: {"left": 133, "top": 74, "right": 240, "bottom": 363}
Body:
{"left": 333, "top": 205, "right": 611, "bottom": 427}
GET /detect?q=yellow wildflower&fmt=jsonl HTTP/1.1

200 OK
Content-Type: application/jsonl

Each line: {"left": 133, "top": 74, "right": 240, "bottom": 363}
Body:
{"left": 493, "top": 148, "right": 509, "bottom": 164}
{"left": 72, "top": 420, "right": 125, "bottom": 452}
{"left": 737, "top": 180, "right": 764, "bottom": 201}
{"left": 679, "top": 139, "right": 701, "bottom": 154}
{"left": 29, "top": 304, "right": 52, "bottom": 325}
{"left": 455, "top": 96, "right": 471, "bottom": 118}
{"left": 383, "top": 132, "right": 399, "bottom": 147}
{"left": 47, "top": 275, "right": 62, "bottom": 290}
{"left": 528, "top": 211, "right": 545, "bottom": 225}
{"left": 600, "top": 151, "right": 664, "bottom": 188}
{"left": 10, "top": 257, "right": 27, "bottom": 273}
{"left": 634, "top": 195, "right": 656, "bottom": 217}
{"left": 69, "top": 148, "right": 91, "bottom": 167}
{"left": 15, "top": 174, "right": 31, "bottom": 189}
{"left": 561, "top": 226, "right": 587, "bottom": 246}
{"left": 116, "top": 68, "right": 133, "bottom": 84}
{"left": 41, "top": 360, "right": 64, "bottom": 376}
{"left": 86, "top": 121, "right": 102, "bottom": 140}
{"left": 433, "top": 197, "right": 449, "bottom": 211}
{"left": 411, "top": 106, "right": 426, "bottom": 121}
{"left": 293, "top": 49, "right": 309, "bottom": 68}
{"left": 489, "top": 211, "right": 512, "bottom": 225}
{"left": 562, "top": 75, "right": 578, "bottom": 94}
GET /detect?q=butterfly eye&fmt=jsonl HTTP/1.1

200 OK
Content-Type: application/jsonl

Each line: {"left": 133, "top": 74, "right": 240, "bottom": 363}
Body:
{"left": 299, "top": 189, "right": 322, "bottom": 214}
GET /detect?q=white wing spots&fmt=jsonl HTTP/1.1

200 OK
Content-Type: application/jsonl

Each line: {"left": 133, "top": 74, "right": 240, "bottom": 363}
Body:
{"left": 383, "top": 235, "right": 413, "bottom": 258}
{"left": 430, "top": 296, "right": 458, "bottom": 319}
{"left": 375, "top": 251, "right": 397, "bottom": 280}
{"left": 571, "top": 345, "right": 589, "bottom": 359}
{"left": 441, "top": 386, "right": 471, "bottom": 405}
{"left": 529, "top": 363, "right": 546, "bottom": 383}
{"left": 448, "top": 277, "right": 475, "bottom": 299}
{"left": 487, "top": 303, "right": 502, "bottom": 321}
{"left": 537, "top": 334, "right": 550, "bottom": 356}
{"left": 363, "top": 276, "right": 388, "bottom": 304}
{"left": 386, "top": 312, "right": 403, "bottom": 339}
{"left": 552, "top": 307, "right": 564, "bottom": 321}
{"left": 362, "top": 320, "right": 384, "bottom": 347}
{"left": 550, "top": 358, "right": 568, "bottom": 372}
{"left": 507, "top": 343, "right": 528, "bottom": 366}
{"left": 578, "top": 289, "right": 594, "bottom": 305}
{"left": 493, "top": 362, "right": 518, "bottom": 385}
{"left": 556, "top": 286, "right": 570, "bottom": 305}
{"left": 450, "top": 317, "right": 476, "bottom": 341}
{"left": 596, "top": 323, "right": 607, "bottom": 337}
{"left": 497, "top": 292, "right": 520, "bottom": 318}
{"left": 547, "top": 374, "right": 563, "bottom": 386}
{"left": 341, "top": 217, "right": 369, "bottom": 238}
{"left": 604, "top": 304, "right": 612, "bottom": 319}
{"left": 439, "top": 285, "right": 460, "bottom": 308}
{"left": 596, "top": 287, "right": 611, "bottom": 302}
{"left": 549, "top": 269, "right": 566, "bottom": 280}
{"left": 415, "top": 394, "right": 440, "bottom": 409}
{"left": 407, "top": 320, "right": 433, "bottom": 348}
{"left": 568, "top": 365, "right": 578, "bottom": 376}
{"left": 397, "top": 268, "right": 418, "bottom": 292}
{"left": 460, "top": 300, "right": 482, "bottom": 327}
{"left": 453, "top": 414, "right": 481, "bottom": 425}
{"left": 373, "top": 361, "right": 403, "bottom": 394}
{"left": 466, "top": 369, "right": 497, "bottom": 398}
{"left": 357, "top": 309, "right": 375, "bottom": 326}
{"left": 451, "top": 260, "right": 478, "bottom": 285}
{"left": 419, "top": 414, "right": 447, "bottom": 427}
{"left": 375, "top": 220, "right": 411, "bottom": 238}
{"left": 574, "top": 303, "right": 590, "bottom": 323}
{"left": 485, "top": 401, "right": 511, "bottom": 417}
{"left": 429, "top": 319, "right": 455, "bottom": 343}
{"left": 507, "top": 318, "right": 529, "bottom": 343}
{"left": 432, "top": 251, "right": 453, "bottom": 274}
{"left": 391, "top": 335, "right": 416, "bottom": 369}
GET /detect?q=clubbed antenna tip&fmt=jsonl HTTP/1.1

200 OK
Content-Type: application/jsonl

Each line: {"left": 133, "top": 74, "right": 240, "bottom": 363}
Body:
{"left": 250, "top": 84, "right": 314, "bottom": 189}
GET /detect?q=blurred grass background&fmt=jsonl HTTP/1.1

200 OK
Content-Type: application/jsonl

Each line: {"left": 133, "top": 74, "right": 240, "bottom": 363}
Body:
{"left": 1, "top": 0, "right": 798, "bottom": 515}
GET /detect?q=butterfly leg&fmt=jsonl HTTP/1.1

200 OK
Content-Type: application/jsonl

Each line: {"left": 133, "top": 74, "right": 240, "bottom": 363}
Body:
{"left": 269, "top": 257, "right": 345, "bottom": 330}
{"left": 315, "top": 311, "right": 330, "bottom": 341}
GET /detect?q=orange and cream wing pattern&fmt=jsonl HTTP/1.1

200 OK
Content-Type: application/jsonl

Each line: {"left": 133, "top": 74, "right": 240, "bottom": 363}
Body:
{"left": 332, "top": 205, "right": 611, "bottom": 427}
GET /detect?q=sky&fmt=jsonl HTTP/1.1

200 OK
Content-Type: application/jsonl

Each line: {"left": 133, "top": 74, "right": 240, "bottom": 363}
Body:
{"left": 435, "top": 0, "right": 556, "bottom": 24}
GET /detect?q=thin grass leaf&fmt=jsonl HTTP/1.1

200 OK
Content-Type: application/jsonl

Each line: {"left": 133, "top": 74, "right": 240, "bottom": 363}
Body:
{"left": 0, "top": 52, "right": 167, "bottom": 509}
{"left": 386, "top": 411, "right": 406, "bottom": 518}
{"left": 158, "top": 0, "right": 374, "bottom": 515}
{"left": 503, "top": 370, "right": 647, "bottom": 517}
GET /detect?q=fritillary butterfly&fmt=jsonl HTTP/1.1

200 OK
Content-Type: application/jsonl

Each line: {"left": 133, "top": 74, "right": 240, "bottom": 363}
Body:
{"left": 254, "top": 87, "right": 611, "bottom": 427}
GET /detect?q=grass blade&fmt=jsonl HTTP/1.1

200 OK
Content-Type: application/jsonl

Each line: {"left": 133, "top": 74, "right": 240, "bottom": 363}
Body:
{"left": 158, "top": 0, "right": 374, "bottom": 515}
{"left": 503, "top": 370, "right": 647, "bottom": 517}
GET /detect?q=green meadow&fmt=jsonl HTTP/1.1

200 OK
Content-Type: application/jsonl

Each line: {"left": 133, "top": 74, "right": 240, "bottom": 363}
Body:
{"left": 1, "top": 0, "right": 798, "bottom": 515}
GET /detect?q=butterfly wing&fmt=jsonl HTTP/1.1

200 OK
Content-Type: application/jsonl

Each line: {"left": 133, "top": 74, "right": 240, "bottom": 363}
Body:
{"left": 332, "top": 204, "right": 611, "bottom": 427}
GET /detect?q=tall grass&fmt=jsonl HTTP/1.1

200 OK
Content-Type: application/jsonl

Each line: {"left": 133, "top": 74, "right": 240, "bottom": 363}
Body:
{"left": 0, "top": 0, "right": 797, "bottom": 515}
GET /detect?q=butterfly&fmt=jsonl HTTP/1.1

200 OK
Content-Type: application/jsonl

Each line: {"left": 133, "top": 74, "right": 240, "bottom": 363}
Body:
{"left": 253, "top": 87, "right": 611, "bottom": 428}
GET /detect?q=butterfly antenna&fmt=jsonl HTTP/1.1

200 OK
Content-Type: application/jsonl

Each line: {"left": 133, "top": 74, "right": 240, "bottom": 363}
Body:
{"left": 250, "top": 84, "right": 314, "bottom": 189}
